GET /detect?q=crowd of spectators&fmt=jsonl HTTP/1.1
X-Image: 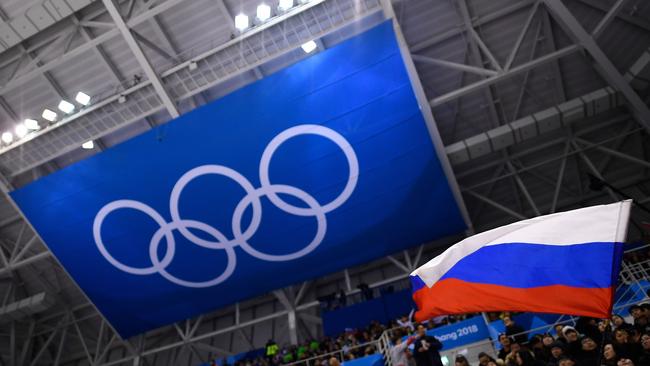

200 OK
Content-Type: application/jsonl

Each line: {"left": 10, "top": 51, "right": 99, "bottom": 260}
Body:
{"left": 208, "top": 313, "right": 472, "bottom": 366}
{"left": 465, "top": 305, "right": 650, "bottom": 366}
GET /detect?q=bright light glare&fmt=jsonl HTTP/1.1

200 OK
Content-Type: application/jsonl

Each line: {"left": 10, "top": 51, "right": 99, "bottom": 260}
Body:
{"left": 1, "top": 132, "right": 12, "bottom": 144}
{"left": 24, "top": 119, "right": 39, "bottom": 130}
{"left": 75, "top": 91, "right": 91, "bottom": 106}
{"left": 257, "top": 3, "right": 271, "bottom": 21}
{"left": 15, "top": 124, "right": 27, "bottom": 138}
{"left": 234, "top": 14, "right": 249, "bottom": 31}
{"left": 278, "top": 0, "right": 293, "bottom": 11}
{"left": 301, "top": 40, "right": 317, "bottom": 53}
{"left": 42, "top": 109, "right": 57, "bottom": 122}
{"left": 58, "top": 100, "right": 75, "bottom": 114}
{"left": 82, "top": 140, "right": 94, "bottom": 150}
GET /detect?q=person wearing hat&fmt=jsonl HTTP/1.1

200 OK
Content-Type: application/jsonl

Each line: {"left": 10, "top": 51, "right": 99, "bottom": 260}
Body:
{"left": 547, "top": 342, "right": 566, "bottom": 366}
{"left": 562, "top": 326, "right": 581, "bottom": 359}
{"left": 577, "top": 336, "right": 599, "bottom": 366}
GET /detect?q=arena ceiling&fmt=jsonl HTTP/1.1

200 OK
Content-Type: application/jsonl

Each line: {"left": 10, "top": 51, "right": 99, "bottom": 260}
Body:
{"left": 0, "top": 0, "right": 649, "bottom": 364}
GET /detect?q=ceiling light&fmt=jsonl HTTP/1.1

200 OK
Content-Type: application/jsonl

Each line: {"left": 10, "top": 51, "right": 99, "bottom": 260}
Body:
{"left": 75, "top": 91, "right": 91, "bottom": 106}
{"left": 58, "top": 100, "right": 74, "bottom": 114}
{"left": 24, "top": 119, "right": 39, "bottom": 130}
{"left": 257, "top": 3, "right": 271, "bottom": 21}
{"left": 234, "top": 13, "right": 249, "bottom": 31}
{"left": 42, "top": 109, "right": 57, "bottom": 122}
{"left": 301, "top": 40, "right": 318, "bottom": 53}
{"left": 1, "top": 132, "right": 12, "bottom": 144}
{"left": 82, "top": 140, "right": 94, "bottom": 150}
{"left": 278, "top": 0, "right": 293, "bottom": 11}
{"left": 15, "top": 124, "right": 27, "bottom": 138}
{"left": 118, "top": 95, "right": 127, "bottom": 104}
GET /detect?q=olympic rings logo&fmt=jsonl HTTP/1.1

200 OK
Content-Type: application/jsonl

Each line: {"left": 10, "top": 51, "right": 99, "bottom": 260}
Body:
{"left": 92, "top": 125, "right": 359, "bottom": 288}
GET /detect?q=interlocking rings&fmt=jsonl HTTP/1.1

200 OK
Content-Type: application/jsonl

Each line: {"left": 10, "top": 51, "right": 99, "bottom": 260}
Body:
{"left": 92, "top": 124, "right": 358, "bottom": 288}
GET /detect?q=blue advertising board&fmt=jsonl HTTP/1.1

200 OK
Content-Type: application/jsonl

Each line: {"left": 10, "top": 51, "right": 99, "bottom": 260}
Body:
{"left": 11, "top": 21, "right": 466, "bottom": 338}
{"left": 427, "top": 317, "right": 491, "bottom": 350}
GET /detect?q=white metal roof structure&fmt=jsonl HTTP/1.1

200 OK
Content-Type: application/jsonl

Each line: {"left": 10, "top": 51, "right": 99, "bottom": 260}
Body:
{"left": 0, "top": 0, "right": 649, "bottom": 364}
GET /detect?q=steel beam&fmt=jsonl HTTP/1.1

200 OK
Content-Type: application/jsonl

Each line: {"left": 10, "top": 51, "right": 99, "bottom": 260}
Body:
{"left": 542, "top": 0, "right": 650, "bottom": 131}
{"left": 430, "top": 45, "right": 580, "bottom": 106}
{"left": 102, "top": 0, "right": 179, "bottom": 118}
{"left": 411, "top": 54, "right": 498, "bottom": 76}
{"left": 592, "top": 0, "right": 629, "bottom": 39}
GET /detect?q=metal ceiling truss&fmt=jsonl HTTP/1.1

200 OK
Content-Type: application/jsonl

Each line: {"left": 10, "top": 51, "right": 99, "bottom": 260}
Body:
{"left": 0, "top": 242, "right": 435, "bottom": 366}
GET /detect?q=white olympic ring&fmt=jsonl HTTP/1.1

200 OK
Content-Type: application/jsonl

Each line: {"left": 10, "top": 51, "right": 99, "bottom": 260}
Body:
{"left": 92, "top": 124, "right": 358, "bottom": 288}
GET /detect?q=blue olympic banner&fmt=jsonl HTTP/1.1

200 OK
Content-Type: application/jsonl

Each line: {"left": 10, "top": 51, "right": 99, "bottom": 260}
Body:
{"left": 11, "top": 21, "right": 466, "bottom": 338}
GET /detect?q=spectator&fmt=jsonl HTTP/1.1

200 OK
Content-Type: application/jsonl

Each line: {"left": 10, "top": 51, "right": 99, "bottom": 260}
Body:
{"left": 505, "top": 342, "right": 523, "bottom": 366}
{"left": 478, "top": 352, "right": 496, "bottom": 366}
{"left": 530, "top": 335, "right": 549, "bottom": 362}
{"left": 390, "top": 336, "right": 415, "bottom": 366}
{"left": 604, "top": 344, "right": 621, "bottom": 366}
{"left": 329, "top": 357, "right": 341, "bottom": 366}
{"left": 414, "top": 324, "right": 443, "bottom": 366}
{"left": 357, "top": 284, "right": 373, "bottom": 301}
{"left": 638, "top": 334, "right": 650, "bottom": 366}
{"left": 555, "top": 325, "right": 568, "bottom": 345}
{"left": 548, "top": 342, "right": 565, "bottom": 366}
{"left": 514, "top": 350, "right": 545, "bottom": 366}
{"left": 398, "top": 310, "right": 415, "bottom": 331}
{"left": 456, "top": 355, "right": 470, "bottom": 366}
{"left": 613, "top": 315, "right": 634, "bottom": 332}
{"left": 614, "top": 328, "right": 643, "bottom": 361}
{"left": 562, "top": 326, "right": 581, "bottom": 358}
{"left": 499, "top": 335, "right": 514, "bottom": 360}
{"left": 557, "top": 357, "right": 576, "bottom": 366}
{"left": 577, "top": 336, "right": 599, "bottom": 366}
{"left": 504, "top": 317, "right": 527, "bottom": 345}
{"left": 266, "top": 340, "right": 279, "bottom": 361}
{"left": 576, "top": 318, "right": 602, "bottom": 344}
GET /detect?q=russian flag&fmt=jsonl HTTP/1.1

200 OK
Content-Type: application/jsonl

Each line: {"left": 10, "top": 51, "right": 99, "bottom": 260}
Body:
{"left": 411, "top": 201, "right": 631, "bottom": 321}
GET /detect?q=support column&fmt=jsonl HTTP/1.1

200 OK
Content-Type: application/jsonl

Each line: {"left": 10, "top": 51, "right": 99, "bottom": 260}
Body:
{"left": 288, "top": 310, "right": 298, "bottom": 345}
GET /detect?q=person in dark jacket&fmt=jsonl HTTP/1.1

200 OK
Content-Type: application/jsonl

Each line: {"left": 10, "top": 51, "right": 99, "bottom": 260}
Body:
{"left": 562, "top": 327, "right": 582, "bottom": 359}
{"left": 577, "top": 336, "right": 599, "bottom": 366}
{"left": 637, "top": 333, "right": 650, "bottom": 366}
{"left": 613, "top": 328, "right": 642, "bottom": 361}
{"left": 505, "top": 317, "right": 528, "bottom": 345}
{"left": 514, "top": 350, "right": 545, "bottom": 366}
{"left": 547, "top": 342, "right": 566, "bottom": 366}
{"left": 413, "top": 324, "right": 443, "bottom": 366}
{"left": 499, "top": 334, "right": 514, "bottom": 360}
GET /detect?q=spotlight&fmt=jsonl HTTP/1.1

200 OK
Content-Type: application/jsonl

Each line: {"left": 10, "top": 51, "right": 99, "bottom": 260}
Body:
{"left": 278, "top": 0, "right": 294, "bottom": 11}
{"left": 235, "top": 13, "right": 249, "bottom": 31}
{"left": 42, "top": 109, "right": 57, "bottom": 122}
{"left": 257, "top": 3, "right": 271, "bottom": 21}
{"left": 15, "top": 124, "right": 27, "bottom": 138}
{"left": 1, "top": 132, "right": 12, "bottom": 144}
{"left": 58, "top": 100, "right": 75, "bottom": 114}
{"left": 301, "top": 40, "right": 318, "bottom": 53}
{"left": 75, "top": 91, "right": 91, "bottom": 106}
{"left": 82, "top": 140, "right": 94, "bottom": 150}
{"left": 24, "top": 119, "right": 39, "bottom": 130}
